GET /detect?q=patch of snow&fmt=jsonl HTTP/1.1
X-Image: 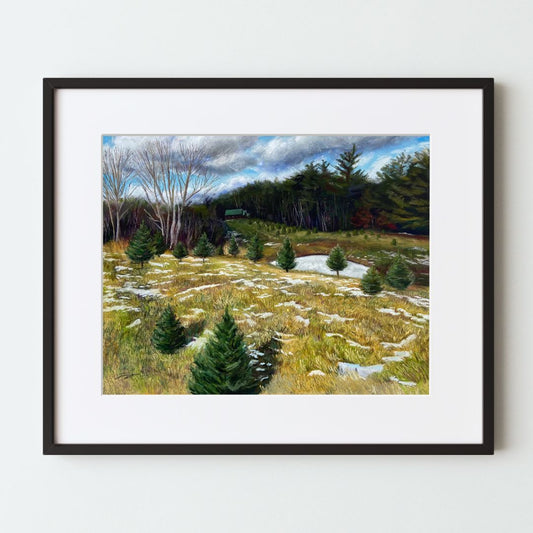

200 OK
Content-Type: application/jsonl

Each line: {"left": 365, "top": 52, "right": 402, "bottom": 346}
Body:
{"left": 252, "top": 312, "right": 274, "bottom": 319}
{"left": 177, "top": 284, "right": 221, "bottom": 298}
{"left": 125, "top": 318, "right": 141, "bottom": 329}
{"left": 117, "top": 283, "right": 162, "bottom": 298}
{"left": 258, "top": 294, "right": 272, "bottom": 299}
{"left": 115, "top": 265, "right": 132, "bottom": 272}
{"left": 325, "top": 333, "right": 370, "bottom": 350}
{"left": 275, "top": 301, "right": 311, "bottom": 311}
{"left": 237, "top": 318, "right": 257, "bottom": 327}
{"left": 264, "top": 242, "right": 280, "bottom": 247}
{"left": 390, "top": 376, "right": 417, "bottom": 387}
{"left": 231, "top": 279, "right": 268, "bottom": 289}
{"left": 294, "top": 315, "right": 310, "bottom": 327}
{"left": 103, "top": 305, "right": 140, "bottom": 313}
{"left": 291, "top": 255, "right": 368, "bottom": 279}
{"left": 317, "top": 311, "right": 354, "bottom": 323}
{"left": 381, "top": 333, "right": 417, "bottom": 349}
{"left": 308, "top": 370, "right": 326, "bottom": 377}
{"left": 378, "top": 308, "right": 401, "bottom": 316}
{"left": 382, "top": 351, "right": 411, "bottom": 362}
{"left": 384, "top": 291, "right": 430, "bottom": 309}
{"left": 338, "top": 362, "right": 383, "bottom": 379}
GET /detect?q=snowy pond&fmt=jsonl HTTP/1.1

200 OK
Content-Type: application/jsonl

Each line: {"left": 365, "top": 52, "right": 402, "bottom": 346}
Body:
{"left": 291, "top": 254, "right": 368, "bottom": 279}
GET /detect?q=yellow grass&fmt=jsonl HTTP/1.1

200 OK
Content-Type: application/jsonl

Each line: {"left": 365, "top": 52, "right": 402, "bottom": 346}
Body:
{"left": 103, "top": 231, "right": 429, "bottom": 395}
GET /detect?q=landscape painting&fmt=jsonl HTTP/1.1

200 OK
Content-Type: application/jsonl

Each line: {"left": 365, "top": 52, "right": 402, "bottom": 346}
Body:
{"left": 103, "top": 135, "right": 429, "bottom": 395}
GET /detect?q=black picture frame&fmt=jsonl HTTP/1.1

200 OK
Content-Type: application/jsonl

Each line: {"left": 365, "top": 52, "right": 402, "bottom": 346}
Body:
{"left": 43, "top": 78, "right": 494, "bottom": 455}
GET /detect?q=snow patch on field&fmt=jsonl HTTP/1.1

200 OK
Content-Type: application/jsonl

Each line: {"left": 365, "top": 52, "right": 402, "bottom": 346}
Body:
{"left": 325, "top": 332, "right": 370, "bottom": 350}
{"left": 338, "top": 362, "right": 384, "bottom": 378}
{"left": 381, "top": 333, "right": 417, "bottom": 349}
{"left": 293, "top": 255, "right": 368, "bottom": 278}
{"left": 390, "top": 376, "right": 416, "bottom": 387}
{"left": 275, "top": 301, "right": 311, "bottom": 311}
{"left": 103, "top": 305, "right": 140, "bottom": 313}
{"left": 382, "top": 351, "right": 411, "bottom": 362}
{"left": 317, "top": 311, "right": 354, "bottom": 323}
{"left": 231, "top": 279, "right": 268, "bottom": 289}
{"left": 294, "top": 315, "right": 310, "bottom": 327}
{"left": 125, "top": 318, "right": 141, "bottom": 329}
{"left": 117, "top": 283, "right": 162, "bottom": 298}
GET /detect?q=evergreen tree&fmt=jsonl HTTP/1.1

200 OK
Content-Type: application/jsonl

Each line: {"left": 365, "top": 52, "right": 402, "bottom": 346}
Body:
{"left": 151, "top": 306, "right": 186, "bottom": 354}
{"left": 125, "top": 221, "right": 154, "bottom": 267}
{"left": 361, "top": 267, "right": 383, "bottom": 295}
{"left": 326, "top": 245, "right": 348, "bottom": 276}
{"left": 276, "top": 237, "right": 296, "bottom": 272}
{"left": 216, "top": 244, "right": 224, "bottom": 256}
{"left": 188, "top": 308, "right": 259, "bottom": 394}
{"left": 172, "top": 242, "right": 188, "bottom": 262}
{"left": 246, "top": 235, "right": 264, "bottom": 262}
{"left": 193, "top": 233, "right": 215, "bottom": 263}
{"left": 385, "top": 255, "right": 415, "bottom": 290}
{"left": 152, "top": 231, "right": 166, "bottom": 256}
{"left": 228, "top": 235, "right": 239, "bottom": 256}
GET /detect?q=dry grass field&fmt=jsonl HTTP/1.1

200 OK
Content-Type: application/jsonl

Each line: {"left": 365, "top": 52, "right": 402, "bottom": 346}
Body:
{"left": 103, "top": 222, "right": 429, "bottom": 395}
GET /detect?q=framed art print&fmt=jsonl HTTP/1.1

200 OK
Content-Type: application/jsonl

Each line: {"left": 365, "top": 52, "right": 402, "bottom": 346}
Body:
{"left": 43, "top": 78, "right": 494, "bottom": 454}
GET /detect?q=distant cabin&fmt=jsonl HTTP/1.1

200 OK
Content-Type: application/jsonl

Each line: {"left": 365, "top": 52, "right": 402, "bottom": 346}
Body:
{"left": 225, "top": 208, "right": 249, "bottom": 220}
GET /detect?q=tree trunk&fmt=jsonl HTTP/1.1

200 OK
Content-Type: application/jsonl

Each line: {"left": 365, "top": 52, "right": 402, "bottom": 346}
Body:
{"left": 115, "top": 207, "right": 121, "bottom": 241}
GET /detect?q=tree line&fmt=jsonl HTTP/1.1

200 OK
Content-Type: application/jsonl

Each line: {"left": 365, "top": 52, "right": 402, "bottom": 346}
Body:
{"left": 213, "top": 146, "right": 429, "bottom": 234}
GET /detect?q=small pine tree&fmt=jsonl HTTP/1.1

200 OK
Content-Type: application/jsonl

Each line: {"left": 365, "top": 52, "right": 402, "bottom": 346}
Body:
{"left": 276, "top": 237, "right": 296, "bottom": 272}
{"left": 385, "top": 255, "right": 415, "bottom": 290}
{"left": 126, "top": 222, "right": 154, "bottom": 267}
{"left": 216, "top": 244, "right": 224, "bottom": 256}
{"left": 391, "top": 238, "right": 398, "bottom": 246}
{"left": 151, "top": 306, "right": 186, "bottom": 354}
{"left": 246, "top": 235, "right": 264, "bottom": 262}
{"left": 228, "top": 235, "right": 239, "bottom": 256}
{"left": 312, "top": 227, "right": 318, "bottom": 233}
{"left": 361, "top": 267, "right": 383, "bottom": 295}
{"left": 152, "top": 231, "right": 166, "bottom": 256}
{"left": 172, "top": 242, "right": 188, "bottom": 262}
{"left": 193, "top": 233, "right": 215, "bottom": 263}
{"left": 188, "top": 308, "right": 259, "bottom": 394}
{"left": 326, "top": 245, "right": 348, "bottom": 277}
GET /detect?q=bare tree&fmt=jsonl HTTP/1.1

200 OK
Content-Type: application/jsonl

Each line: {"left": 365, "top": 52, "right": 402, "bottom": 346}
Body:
{"left": 171, "top": 142, "right": 219, "bottom": 246}
{"left": 134, "top": 138, "right": 220, "bottom": 248}
{"left": 103, "top": 145, "right": 134, "bottom": 241}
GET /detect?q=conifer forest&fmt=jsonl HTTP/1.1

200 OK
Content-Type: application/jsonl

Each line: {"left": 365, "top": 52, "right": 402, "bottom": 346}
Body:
{"left": 103, "top": 135, "right": 429, "bottom": 394}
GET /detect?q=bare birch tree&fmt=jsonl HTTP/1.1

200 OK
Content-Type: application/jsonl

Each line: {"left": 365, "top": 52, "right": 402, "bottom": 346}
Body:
{"left": 103, "top": 145, "right": 134, "bottom": 241}
{"left": 134, "top": 138, "right": 220, "bottom": 248}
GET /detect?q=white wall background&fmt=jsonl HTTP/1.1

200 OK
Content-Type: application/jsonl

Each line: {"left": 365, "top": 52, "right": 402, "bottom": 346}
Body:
{"left": 0, "top": 0, "right": 531, "bottom": 531}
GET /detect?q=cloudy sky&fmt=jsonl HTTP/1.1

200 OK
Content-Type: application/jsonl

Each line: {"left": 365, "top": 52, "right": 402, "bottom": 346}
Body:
{"left": 103, "top": 134, "right": 429, "bottom": 197}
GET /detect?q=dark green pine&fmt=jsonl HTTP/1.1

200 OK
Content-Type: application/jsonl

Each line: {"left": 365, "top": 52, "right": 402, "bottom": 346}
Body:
{"left": 193, "top": 232, "right": 215, "bottom": 263}
{"left": 228, "top": 235, "right": 239, "bottom": 256}
{"left": 246, "top": 234, "right": 264, "bottom": 262}
{"left": 276, "top": 237, "right": 296, "bottom": 272}
{"left": 152, "top": 231, "right": 167, "bottom": 256}
{"left": 385, "top": 255, "right": 415, "bottom": 290}
{"left": 125, "top": 222, "right": 155, "bottom": 267}
{"left": 361, "top": 267, "right": 383, "bottom": 295}
{"left": 151, "top": 306, "right": 186, "bottom": 354}
{"left": 326, "top": 245, "right": 348, "bottom": 276}
{"left": 172, "top": 242, "right": 188, "bottom": 262}
{"left": 188, "top": 308, "right": 259, "bottom": 394}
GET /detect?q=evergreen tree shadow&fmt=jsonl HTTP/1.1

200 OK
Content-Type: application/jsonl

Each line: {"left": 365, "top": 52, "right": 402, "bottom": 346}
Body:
{"left": 185, "top": 319, "right": 206, "bottom": 340}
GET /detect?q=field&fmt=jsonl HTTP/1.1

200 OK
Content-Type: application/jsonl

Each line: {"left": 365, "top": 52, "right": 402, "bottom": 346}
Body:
{"left": 103, "top": 221, "right": 429, "bottom": 394}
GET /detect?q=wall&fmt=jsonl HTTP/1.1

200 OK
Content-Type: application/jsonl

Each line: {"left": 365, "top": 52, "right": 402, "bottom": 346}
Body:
{"left": 1, "top": 0, "right": 531, "bottom": 531}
